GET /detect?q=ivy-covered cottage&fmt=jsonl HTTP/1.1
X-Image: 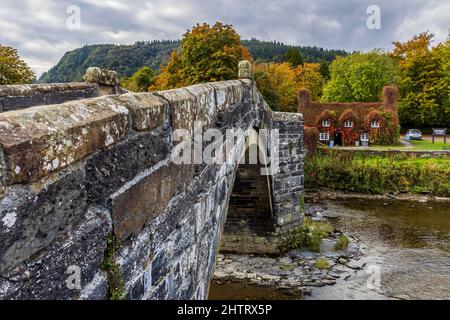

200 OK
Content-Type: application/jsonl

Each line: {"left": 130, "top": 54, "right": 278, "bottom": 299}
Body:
{"left": 298, "top": 86, "right": 400, "bottom": 146}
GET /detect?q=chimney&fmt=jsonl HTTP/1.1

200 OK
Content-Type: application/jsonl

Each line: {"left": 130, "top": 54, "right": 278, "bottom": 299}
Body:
{"left": 297, "top": 89, "right": 311, "bottom": 113}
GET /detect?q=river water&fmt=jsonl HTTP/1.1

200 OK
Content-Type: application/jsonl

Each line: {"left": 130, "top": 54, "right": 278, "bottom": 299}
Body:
{"left": 209, "top": 199, "right": 450, "bottom": 300}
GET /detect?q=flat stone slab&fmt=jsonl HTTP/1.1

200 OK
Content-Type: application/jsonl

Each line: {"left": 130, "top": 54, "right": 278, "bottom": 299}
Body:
{"left": 113, "top": 93, "right": 169, "bottom": 131}
{"left": 0, "top": 96, "right": 129, "bottom": 183}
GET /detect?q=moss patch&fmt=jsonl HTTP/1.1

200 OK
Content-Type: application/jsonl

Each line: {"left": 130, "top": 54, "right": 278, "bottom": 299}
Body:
{"left": 299, "top": 194, "right": 305, "bottom": 212}
{"left": 101, "top": 234, "right": 125, "bottom": 300}
{"left": 314, "top": 258, "right": 330, "bottom": 269}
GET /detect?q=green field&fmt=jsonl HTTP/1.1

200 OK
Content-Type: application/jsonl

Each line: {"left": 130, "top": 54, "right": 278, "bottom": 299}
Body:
{"left": 408, "top": 139, "right": 449, "bottom": 150}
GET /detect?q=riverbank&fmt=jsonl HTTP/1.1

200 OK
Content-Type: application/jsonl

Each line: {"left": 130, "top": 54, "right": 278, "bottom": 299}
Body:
{"left": 210, "top": 198, "right": 450, "bottom": 300}
{"left": 306, "top": 188, "right": 450, "bottom": 203}
{"left": 211, "top": 205, "right": 364, "bottom": 298}
{"left": 305, "top": 150, "right": 450, "bottom": 196}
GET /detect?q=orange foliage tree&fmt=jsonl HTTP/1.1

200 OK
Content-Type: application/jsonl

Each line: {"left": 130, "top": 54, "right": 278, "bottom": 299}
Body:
{"left": 254, "top": 62, "right": 324, "bottom": 112}
{"left": 152, "top": 22, "right": 251, "bottom": 90}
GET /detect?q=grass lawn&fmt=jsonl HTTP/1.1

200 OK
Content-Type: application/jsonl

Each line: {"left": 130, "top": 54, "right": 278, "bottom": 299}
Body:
{"left": 408, "top": 139, "right": 449, "bottom": 151}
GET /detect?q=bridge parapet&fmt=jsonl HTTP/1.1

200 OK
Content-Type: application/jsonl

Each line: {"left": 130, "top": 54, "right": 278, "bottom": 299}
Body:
{"left": 0, "top": 62, "right": 304, "bottom": 300}
{"left": 0, "top": 67, "right": 124, "bottom": 113}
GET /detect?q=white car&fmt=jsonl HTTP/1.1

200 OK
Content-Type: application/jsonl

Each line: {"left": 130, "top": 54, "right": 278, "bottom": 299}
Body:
{"left": 406, "top": 129, "right": 422, "bottom": 140}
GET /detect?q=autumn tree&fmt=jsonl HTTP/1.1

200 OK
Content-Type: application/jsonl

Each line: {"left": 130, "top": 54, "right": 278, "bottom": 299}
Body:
{"left": 121, "top": 66, "right": 156, "bottom": 92}
{"left": 254, "top": 62, "right": 324, "bottom": 112}
{"left": 254, "top": 63, "right": 298, "bottom": 112}
{"left": 322, "top": 50, "right": 397, "bottom": 102}
{"left": 153, "top": 22, "right": 251, "bottom": 89}
{"left": 284, "top": 48, "right": 304, "bottom": 67}
{"left": 390, "top": 32, "right": 450, "bottom": 128}
{"left": 294, "top": 63, "right": 324, "bottom": 100}
{"left": 0, "top": 45, "right": 35, "bottom": 84}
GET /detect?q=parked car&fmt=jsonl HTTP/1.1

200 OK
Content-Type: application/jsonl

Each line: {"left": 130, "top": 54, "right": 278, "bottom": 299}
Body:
{"left": 406, "top": 129, "right": 422, "bottom": 140}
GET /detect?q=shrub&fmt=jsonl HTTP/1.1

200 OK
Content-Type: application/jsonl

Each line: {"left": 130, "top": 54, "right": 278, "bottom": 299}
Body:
{"left": 335, "top": 235, "right": 350, "bottom": 250}
{"left": 304, "top": 126, "right": 319, "bottom": 157}
{"left": 315, "top": 258, "right": 330, "bottom": 269}
{"left": 281, "top": 218, "right": 333, "bottom": 252}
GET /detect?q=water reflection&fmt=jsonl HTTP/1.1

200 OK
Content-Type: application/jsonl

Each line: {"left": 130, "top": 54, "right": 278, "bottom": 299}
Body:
{"left": 310, "top": 200, "right": 450, "bottom": 300}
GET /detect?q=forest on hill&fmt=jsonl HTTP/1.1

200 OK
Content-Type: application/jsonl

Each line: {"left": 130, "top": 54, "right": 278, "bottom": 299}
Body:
{"left": 38, "top": 39, "right": 348, "bottom": 83}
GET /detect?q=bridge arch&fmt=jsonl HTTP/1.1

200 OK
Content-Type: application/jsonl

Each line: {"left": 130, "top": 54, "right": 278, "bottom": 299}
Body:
{"left": 221, "top": 127, "right": 277, "bottom": 254}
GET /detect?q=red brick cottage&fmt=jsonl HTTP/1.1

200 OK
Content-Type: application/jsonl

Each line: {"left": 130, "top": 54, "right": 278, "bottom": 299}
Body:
{"left": 298, "top": 86, "right": 400, "bottom": 147}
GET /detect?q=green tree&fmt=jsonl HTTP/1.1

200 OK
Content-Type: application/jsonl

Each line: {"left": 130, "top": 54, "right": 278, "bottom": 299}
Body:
{"left": 322, "top": 50, "right": 397, "bottom": 102}
{"left": 154, "top": 22, "right": 251, "bottom": 89}
{"left": 0, "top": 45, "right": 35, "bottom": 84}
{"left": 121, "top": 66, "right": 156, "bottom": 92}
{"left": 319, "top": 59, "right": 331, "bottom": 80}
{"left": 284, "top": 48, "right": 304, "bottom": 67}
{"left": 390, "top": 32, "right": 450, "bottom": 128}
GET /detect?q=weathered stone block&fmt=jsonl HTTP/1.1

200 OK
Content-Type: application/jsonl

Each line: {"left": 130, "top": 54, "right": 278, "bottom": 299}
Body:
{"left": 156, "top": 83, "right": 228, "bottom": 134}
{"left": 215, "top": 100, "right": 253, "bottom": 130}
{"left": 0, "top": 96, "right": 129, "bottom": 183}
{"left": 0, "top": 83, "right": 99, "bottom": 112}
{"left": 238, "top": 60, "right": 253, "bottom": 80}
{"left": 165, "top": 246, "right": 197, "bottom": 299}
{"left": 125, "top": 272, "right": 147, "bottom": 300}
{"left": 109, "top": 162, "right": 192, "bottom": 242}
{"left": 149, "top": 278, "right": 168, "bottom": 300}
{"left": 184, "top": 83, "right": 216, "bottom": 128}
{"left": 113, "top": 93, "right": 169, "bottom": 131}
{"left": 0, "top": 167, "right": 87, "bottom": 273}
{"left": 115, "top": 226, "right": 153, "bottom": 288}
{"left": 45, "top": 87, "right": 97, "bottom": 105}
{"left": 156, "top": 88, "right": 197, "bottom": 136}
{"left": 0, "top": 152, "right": 4, "bottom": 195}
{"left": 151, "top": 249, "right": 170, "bottom": 287}
{"left": 0, "top": 83, "right": 95, "bottom": 98}
{"left": 84, "top": 67, "right": 120, "bottom": 86}
{"left": 208, "top": 80, "right": 246, "bottom": 112}
{"left": 85, "top": 127, "right": 170, "bottom": 205}
{"left": 0, "top": 205, "right": 111, "bottom": 300}
{"left": 80, "top": 272, "right": 109, "bottom": 300}
{"left": 1, "top": 94, "right": 47, "bottom": 112}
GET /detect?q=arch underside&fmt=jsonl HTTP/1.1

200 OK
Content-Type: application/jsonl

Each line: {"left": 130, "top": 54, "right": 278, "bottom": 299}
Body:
{"left": 220, "top": 136, "right": 279, "bottom": 255}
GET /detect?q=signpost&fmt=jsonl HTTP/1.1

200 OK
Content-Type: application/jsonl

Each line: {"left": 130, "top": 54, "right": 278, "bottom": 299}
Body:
{"left": 432, "top": 128, "right": 447, "bottom": 143}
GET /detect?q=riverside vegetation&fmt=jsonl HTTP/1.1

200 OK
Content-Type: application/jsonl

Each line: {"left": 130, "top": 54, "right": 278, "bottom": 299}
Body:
{"left": 281, "top": 218, "right": 334, "bottom": 252}
{"left": 305, "top": 150, "right": 450, "bottom": 196}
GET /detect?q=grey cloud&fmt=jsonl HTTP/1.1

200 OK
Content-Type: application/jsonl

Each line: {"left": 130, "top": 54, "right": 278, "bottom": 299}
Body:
{"left": 0, "top": 0, "right": 448, "bottom": 77}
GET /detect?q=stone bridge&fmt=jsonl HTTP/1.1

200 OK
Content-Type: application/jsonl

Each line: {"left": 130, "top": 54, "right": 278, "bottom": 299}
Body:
{"left": 0, "top": 62, "right": 304, "bottom": 300}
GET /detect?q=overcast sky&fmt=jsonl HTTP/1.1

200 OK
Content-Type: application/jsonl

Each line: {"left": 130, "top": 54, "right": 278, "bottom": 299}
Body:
{"left": 1, "top": 0, "right": 448, "bottom": 77}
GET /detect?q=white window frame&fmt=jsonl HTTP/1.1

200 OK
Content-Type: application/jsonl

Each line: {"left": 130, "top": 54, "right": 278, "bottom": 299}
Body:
{"left": 319, "top": 132, "right": 330, "bottom": 141}
{"left": 371, "top": 119, "right": 379, "bottom": 128}
{"left": 321, "top": 119, "right": 330, "bottom": 127}
{"left": 361, "top": 133, "right": 369, "bottom": 142}
{"left": 344, "top": 120, "right": 353, "bottom": 128}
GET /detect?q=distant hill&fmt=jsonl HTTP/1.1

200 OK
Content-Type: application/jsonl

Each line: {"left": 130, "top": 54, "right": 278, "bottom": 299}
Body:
{"left": 243, "top": 38, "right": 348, "bottom": 64}
{"left": 38, "top": 39, "right": 348, "bottom": 83}
{"left": 38, "top": 40, "right": 179, "bottom": 83}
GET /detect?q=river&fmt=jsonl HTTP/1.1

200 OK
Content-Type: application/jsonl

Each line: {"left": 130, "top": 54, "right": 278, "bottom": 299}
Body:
{"left": 209, "top": 199, "right": 450, "bottom": 300}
